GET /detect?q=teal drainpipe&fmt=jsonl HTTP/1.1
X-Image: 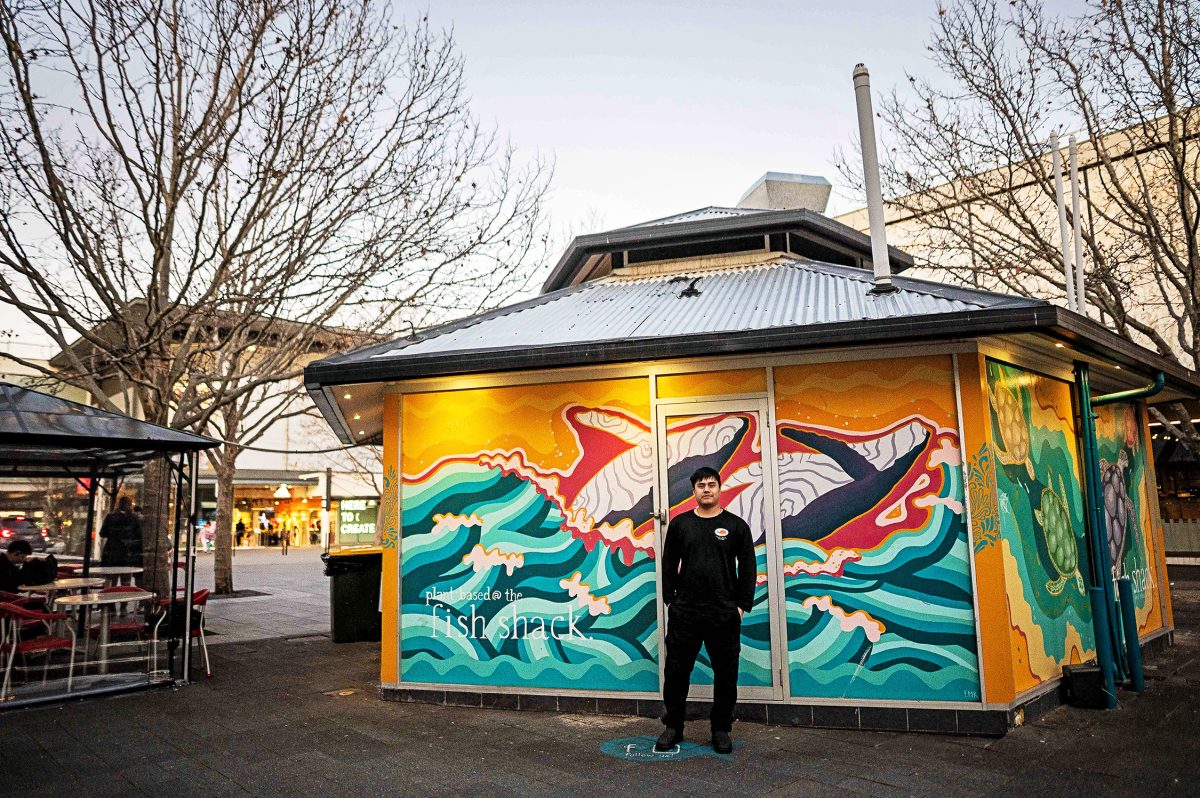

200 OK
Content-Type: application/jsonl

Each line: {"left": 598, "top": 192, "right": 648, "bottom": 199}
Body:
{"left": 1074, "top": 361, "right": 1119, "bottom": 708}
{"left": 1092, "top": 371, "right": 1166, "bottom": 407}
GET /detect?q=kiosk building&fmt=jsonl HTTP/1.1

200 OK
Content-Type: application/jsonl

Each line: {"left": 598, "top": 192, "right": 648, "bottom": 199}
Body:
{"left": 306, "top": 204, "right": 1197, "bottom": 734}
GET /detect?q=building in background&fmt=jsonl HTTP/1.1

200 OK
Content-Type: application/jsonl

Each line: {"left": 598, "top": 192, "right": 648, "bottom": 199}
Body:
{"left": 0, "top": 322, "right": 385, "bottom": 550}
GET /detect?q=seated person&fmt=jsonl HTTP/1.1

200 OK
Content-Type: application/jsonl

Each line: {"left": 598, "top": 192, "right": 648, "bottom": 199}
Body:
{"left": 0, "top": 540, "right": 58, "bottom": 594}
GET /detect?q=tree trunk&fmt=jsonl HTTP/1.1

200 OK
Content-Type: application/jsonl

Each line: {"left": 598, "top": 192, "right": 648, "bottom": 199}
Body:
{"left": 140, "top": 455, "right": 175, "bottom": 598}
{"left": 213, "top": 457, "right": 238, "bottom": 594}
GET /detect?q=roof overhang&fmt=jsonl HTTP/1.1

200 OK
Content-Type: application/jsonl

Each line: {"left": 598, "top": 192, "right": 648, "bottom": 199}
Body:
{"left": 305, "top": 304, "right": 1200, "bottom": 445}
{"left": 541, "top": 208, "right": 916, "bottom": 293}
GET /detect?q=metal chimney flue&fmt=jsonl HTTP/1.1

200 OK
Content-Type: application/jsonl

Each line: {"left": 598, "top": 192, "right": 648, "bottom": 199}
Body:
{"left": 853, "top": 63, "right": 897, "bottom": 294}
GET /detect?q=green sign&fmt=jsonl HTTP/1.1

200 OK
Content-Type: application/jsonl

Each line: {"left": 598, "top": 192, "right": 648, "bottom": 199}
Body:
{"left": 338, "top": 498, "right": 378, "bottom": 542}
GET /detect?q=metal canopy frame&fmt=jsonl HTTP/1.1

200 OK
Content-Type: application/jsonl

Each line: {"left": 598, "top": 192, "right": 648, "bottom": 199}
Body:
{"left": 0, "top": 382, "right": 217, "bottom": 704}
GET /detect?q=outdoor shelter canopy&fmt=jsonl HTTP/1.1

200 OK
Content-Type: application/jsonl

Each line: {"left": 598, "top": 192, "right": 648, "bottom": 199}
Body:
{"left": 0, "top": 381, "right": 218, "bottom": 477}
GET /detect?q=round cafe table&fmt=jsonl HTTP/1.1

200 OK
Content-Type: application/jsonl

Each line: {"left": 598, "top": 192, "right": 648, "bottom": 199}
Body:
{"left": 17, "top": 579, "right": 105, "bottom": 632}
{"left": 19, "top": 577, "right": 104, "bottom": 591}
{"left": 83, "top": 566, "right": 143, "bottom": 586}
{"left": 54, "top": 589, "right": 154, "bottom": 674}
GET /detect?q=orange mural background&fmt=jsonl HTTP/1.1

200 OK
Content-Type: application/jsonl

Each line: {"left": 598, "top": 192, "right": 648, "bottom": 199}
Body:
{"left": 402, "top": 378, "right": 650, "bottom": 476}
{"left": 657, "top": 368, "right": 767, "bottom": 399}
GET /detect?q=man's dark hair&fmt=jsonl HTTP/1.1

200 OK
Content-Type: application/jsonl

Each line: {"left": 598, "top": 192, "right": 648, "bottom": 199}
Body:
{"left": 690, "top": 466, "right": 722, "bottom": 487}
{"left": 6, "top": 539, "right": 33, "bottom": 555}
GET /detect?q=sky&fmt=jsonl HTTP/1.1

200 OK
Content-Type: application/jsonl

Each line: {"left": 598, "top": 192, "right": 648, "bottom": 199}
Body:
{"left": 427, "top": 0, "right": 946, "bottom": 233}
{"left": 3, "top": 0, "right": 1084, "bottom": 348}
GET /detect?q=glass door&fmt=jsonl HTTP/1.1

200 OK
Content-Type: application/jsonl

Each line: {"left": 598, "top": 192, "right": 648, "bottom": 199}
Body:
{"left": 654, "top": 399, "right": 784, "bottom": 700}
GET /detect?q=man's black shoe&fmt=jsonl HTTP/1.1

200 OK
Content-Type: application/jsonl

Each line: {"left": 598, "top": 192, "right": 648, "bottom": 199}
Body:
{"left": 712, "top": 730, "right": 733, "bottom": 754}
{"left": 654, "top": 727, "right": 683, "bottom": 752}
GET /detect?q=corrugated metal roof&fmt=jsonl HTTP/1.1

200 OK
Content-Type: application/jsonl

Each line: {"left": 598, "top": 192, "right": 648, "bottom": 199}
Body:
{"left": 625, "top": 206, "right": 768, "bottom": 228}
{"left": 368, "top": 258, "right": 1040, "bottom": 361}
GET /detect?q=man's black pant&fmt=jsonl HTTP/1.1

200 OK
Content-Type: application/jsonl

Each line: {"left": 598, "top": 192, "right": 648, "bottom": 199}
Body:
{"left": 662, "top": 603, "right": 741, "bottom": 732}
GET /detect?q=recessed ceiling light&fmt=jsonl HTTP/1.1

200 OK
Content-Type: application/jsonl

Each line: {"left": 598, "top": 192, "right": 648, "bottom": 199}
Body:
{"left": 1115, "top": 365, "right": 1122, "bottom": 370}
{"left": 358, "top": 430, "right": 365, "bottom": 435}
{"left": 343, "top": 393, "right": 352, "bottom": 399}
{"left": 353, "top": 414, "right": 361, "bottom": 420}
{"left": 1055, "top": 343, "right": 1064, "bottom": 348}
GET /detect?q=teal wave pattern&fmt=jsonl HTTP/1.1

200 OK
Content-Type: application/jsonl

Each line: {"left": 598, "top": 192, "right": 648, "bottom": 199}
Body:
{"left": 784, "top": 466, "right": 981, "bottom": 701}
{"left": 401, "top": 463, "right": 659, "bottom": 692}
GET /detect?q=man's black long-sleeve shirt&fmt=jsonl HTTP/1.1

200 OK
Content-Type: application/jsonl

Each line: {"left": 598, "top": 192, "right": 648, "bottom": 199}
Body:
{"left": 661, "top": 509, "right": 756, "bottom": 613}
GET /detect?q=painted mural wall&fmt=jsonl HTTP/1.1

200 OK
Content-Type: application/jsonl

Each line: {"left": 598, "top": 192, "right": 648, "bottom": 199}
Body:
{"left": 399, "top": 378, "right": 659, "bottom": 692}
{"left": 983, "top": 360, "right": 1095, "bottom": 695}
{"left": 773, "top": 356, "right": 981, "bottom": 702}
{"left": 1094, "top": 402, "right": 1164, "bottom": 636}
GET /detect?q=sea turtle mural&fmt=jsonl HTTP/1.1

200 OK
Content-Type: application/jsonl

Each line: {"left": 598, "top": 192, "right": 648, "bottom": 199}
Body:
{"left": 1034, "top": 472, "right": 1085, "bottom": 596}
{"left": 988, "top": 378, "right": 1037, "bottom": 480}
{"left": 1100, "top": 450, "right": 1133, "bottom": 577}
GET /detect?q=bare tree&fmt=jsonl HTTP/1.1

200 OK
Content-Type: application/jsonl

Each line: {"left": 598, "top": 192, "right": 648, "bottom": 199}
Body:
{"left": 0, "top": 0, "right": 550, "bottom": 593}
{"left": 836, "top": 0, "right": 1200, "bottom": 446}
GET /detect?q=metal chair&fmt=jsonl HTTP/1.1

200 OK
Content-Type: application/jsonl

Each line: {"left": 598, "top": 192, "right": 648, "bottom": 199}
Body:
{"left": 150, "top": 589, "right": 211, "bottom": 678}
{"left": 0, "top": 601, "right": 76, "bottom": 698}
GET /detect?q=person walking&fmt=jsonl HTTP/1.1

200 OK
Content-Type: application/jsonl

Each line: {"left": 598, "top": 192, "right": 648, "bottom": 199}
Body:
{"left": 99, "top": 494, "right": 144, "bottom": 569}
{"left": 280, "top": 524, "right": 289, "bottom": 556}
{"left": 656, "top": 466, "right": 756, "bottom": 755}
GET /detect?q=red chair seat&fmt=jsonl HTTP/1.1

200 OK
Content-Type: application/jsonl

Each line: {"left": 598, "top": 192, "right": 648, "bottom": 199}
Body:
{"left": 11, "top": 635, "right": 73, "bottom": 654}
{"left": 87, "top": 620, "right": 146, "bottom": 637}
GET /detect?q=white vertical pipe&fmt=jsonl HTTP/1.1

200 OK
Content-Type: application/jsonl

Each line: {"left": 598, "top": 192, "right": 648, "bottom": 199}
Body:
{"left": 1069, "top": 136, "right": 1086, "bottom": 315}
{"left": 1051, "top": 135, "right": 1075, "bottom": 310}
{"left": 853, "top": 63, "right": 896, "bottom": 293}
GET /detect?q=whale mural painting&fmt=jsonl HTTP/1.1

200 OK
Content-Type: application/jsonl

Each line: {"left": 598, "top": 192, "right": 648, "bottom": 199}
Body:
{"left": 773, "top": 357, "right": 981, "bottom": 702}
{"left": 399, "top": 378, "right": 659, "bottom": 691}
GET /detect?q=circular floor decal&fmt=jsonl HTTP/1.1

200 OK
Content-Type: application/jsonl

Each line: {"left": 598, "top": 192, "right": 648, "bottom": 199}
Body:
{"left": 599, "top": 736, "right": 740, "bottom": 762}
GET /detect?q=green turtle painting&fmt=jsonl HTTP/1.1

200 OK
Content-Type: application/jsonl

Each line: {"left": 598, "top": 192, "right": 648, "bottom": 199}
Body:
{"left": 1034, "top": 473, "right": 1085, "bottom": 596}
{"left": 988, "top": 379, "right": 1037, "bottom": 480}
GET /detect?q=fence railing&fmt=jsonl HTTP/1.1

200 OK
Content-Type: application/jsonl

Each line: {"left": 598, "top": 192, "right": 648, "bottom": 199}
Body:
{"left": 1163, "top": 519, "right": 1200, "bottom": 556}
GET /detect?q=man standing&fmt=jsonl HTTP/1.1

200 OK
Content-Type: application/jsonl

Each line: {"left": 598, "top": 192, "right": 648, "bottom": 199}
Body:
{"left": 657, "top": 466, "right": 756, "bottom": 754}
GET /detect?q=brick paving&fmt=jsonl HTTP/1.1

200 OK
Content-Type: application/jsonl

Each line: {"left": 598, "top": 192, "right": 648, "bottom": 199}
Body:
{"left": 191, "top": 547, "right": 330, "bottom": 644}
{"left": 3, "top": 563, "right": 1200, "bottom": 797}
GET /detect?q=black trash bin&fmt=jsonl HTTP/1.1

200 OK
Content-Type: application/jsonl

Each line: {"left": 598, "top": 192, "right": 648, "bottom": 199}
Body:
{"left": 322, "top": 546, "right": 383, "bottom": 643}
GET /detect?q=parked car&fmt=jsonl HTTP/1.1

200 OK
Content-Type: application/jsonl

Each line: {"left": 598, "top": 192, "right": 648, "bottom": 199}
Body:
{"left": 0, "top": 516, "right": 49, "bottom": 552}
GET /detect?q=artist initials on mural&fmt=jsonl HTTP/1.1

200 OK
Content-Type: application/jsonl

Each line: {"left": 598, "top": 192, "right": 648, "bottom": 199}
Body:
{"left": 424, "top": 592, "right": 589, "bottom": 641}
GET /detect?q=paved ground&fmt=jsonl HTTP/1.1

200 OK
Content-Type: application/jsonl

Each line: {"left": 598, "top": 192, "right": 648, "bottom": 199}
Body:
{"left": 5, "top": 564, "right": 1200, "bottom": 797}
{"left": 191, "top": 547, "right": 330, "bottom": 644}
